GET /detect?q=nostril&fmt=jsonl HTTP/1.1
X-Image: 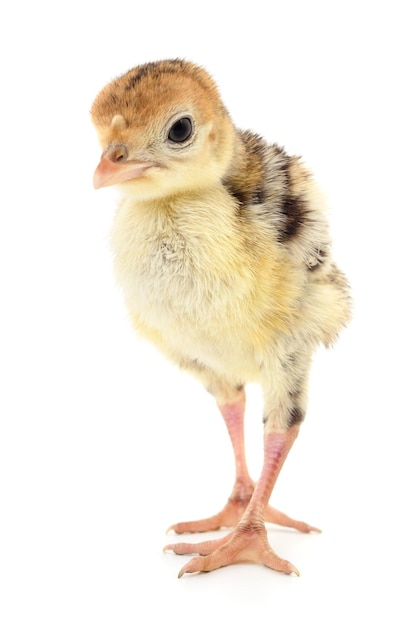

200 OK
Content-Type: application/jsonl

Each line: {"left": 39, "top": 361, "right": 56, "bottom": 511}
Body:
{"left": 106, "top": 144, "right": 128, "bottom": 163}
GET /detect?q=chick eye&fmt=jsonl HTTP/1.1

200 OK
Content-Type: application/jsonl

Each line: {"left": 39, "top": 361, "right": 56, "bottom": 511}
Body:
{"left": 168, "top": 117, "right": 193, "bottom": 143}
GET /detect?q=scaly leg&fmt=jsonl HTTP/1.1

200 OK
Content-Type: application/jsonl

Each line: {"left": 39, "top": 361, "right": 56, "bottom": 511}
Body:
{"left": 167, "top": 387, "right": 317, "bottom": 535}
{"left": 172, "top": 426, "right": 302, "bottom": 576}
{"left": 168, "top": 387, "right": 255, "bottom": 533}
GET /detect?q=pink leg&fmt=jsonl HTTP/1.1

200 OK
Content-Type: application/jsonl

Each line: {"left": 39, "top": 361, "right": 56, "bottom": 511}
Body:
{"left": 167, "top": 387, "right": 255, "bottom": 534}
{"left": 221, "top": 388, "right": 254, "bottom": 501}
{"left": 175, "top": 426, "right": 303, "bottom": 576}
{"left": 167, "top": 388, "right": 318, "bottom": 535}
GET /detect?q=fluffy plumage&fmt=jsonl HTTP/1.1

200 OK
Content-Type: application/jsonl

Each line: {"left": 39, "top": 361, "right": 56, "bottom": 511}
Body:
{"left": 91, "top": 59, "right": 350, "bottom": 577}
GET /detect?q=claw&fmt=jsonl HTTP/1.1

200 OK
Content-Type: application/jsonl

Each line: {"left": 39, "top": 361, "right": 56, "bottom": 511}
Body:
{"left": 178, "top": 557, "right": 205, "bottom": 578}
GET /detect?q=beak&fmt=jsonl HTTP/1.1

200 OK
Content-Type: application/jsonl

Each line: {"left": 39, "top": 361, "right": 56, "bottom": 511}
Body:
{"left": 93, "top": 144, "right": 158, "bottom": 189}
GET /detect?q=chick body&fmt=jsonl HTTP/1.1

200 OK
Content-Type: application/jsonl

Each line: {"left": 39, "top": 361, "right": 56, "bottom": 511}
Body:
{"left": 92, "top": 59, "right": 350, "bottom": 576}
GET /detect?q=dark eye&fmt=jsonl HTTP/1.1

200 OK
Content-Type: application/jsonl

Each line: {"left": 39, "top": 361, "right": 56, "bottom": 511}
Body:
{"left": 168, "top": 117, "right": 193, "bottom": 143}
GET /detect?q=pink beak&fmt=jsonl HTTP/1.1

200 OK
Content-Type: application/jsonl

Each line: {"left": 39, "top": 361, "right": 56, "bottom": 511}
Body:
{"left": 93, "top": 144, "right": 158, "bottom": 189}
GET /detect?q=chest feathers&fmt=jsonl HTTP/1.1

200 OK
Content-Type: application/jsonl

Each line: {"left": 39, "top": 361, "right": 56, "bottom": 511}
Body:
{"left": 110, "top": 189, "right": 304, "bottom": 375}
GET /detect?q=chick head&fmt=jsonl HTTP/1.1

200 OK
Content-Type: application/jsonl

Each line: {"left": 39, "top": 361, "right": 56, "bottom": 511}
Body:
{"left": 91, "top": 59, "right": 235, "bottom": 200}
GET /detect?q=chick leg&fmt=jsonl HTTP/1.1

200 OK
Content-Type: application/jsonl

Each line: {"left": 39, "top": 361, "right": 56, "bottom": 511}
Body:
{"left": 167, "top": 386, "right": 311, "bottom": 535}
{"left": 166, "top": 349, "right": 320, "bottom": 575}
{"left": 174, "top": 425, "right": 301, "bottom": 577}
{"left": 167, "top": 386, "right": 254, "bottom": 534}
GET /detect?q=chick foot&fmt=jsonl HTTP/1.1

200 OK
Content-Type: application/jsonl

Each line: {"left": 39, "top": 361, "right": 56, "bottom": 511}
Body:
{"left": 166, "top": 522, "right": 299, "bottom": 577}
{"left": 167, "top": 484, "right": 254, "bottom": 534}
{"left": 167, "top": 489, "right": 320, "bottom": 535}
{"left": 166, "top": 426, "right": 315, "bottom": 577}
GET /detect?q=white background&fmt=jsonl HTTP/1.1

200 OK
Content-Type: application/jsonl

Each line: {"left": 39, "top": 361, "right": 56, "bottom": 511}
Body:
{"left": 1, "top": 1, "right": 410, "bottom": 624}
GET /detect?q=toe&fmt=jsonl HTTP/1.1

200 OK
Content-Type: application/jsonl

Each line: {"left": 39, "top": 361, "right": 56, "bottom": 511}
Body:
{"left": 265, "top": 506, "right": 321, "bottom": 534}
{"left": 262, "top": 550, "right": 300, "bottom": 575}
{"left": 164, "top": 534, "right": 232, "bottom": 556}
{"left": 178, "top": 556, "right": 207, "bottom": 578}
